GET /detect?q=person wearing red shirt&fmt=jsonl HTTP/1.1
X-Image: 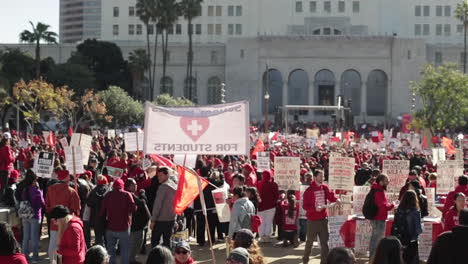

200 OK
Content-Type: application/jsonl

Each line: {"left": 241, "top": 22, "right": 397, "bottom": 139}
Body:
{"left": 398, "top": 170, "right": 426, "bottom": 200}
{"left": 174, "top": 241, "right": 195, "bottom": 264}
{"left": 242, "top": 164, "right": 257, "bottom": 187}
{"left": 302, "top": 170, "right": 340, "bottom": 264}
{"left": 257, "top": 170, "right": 279, "bottom": 242}
{"left": 281, "top": 194, "right": 300, "bottom": 247}
{"left": 443, "top": 175, "right": 468, "bottom": 214}
{"left": 49, "top": 205, "right": 86, "bottom": 264}
{"left": 0, "top": 137, "right": 15, "bottom": 201}
{"left": 369, "top": 174, "right": 397, "bottom": 259}
{"left": 443, "top": 193, "right": 466, "bottom": 232}
{"left": 0, "top": 222, "right": 28, "bottom": 264}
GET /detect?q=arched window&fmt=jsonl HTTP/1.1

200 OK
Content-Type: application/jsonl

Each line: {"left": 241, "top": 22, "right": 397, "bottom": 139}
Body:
{"left": 366, "top": 70, "right": 388, "bottom": 116}
{"left": 262, "top": 69, "right": 283, "bottom": 114}
{"left": 315, "top": 69, "right": 335, "bottom": 106}
{"left": 207, "top": 77, "right": 222, "bottom": 104}
{"left": 288, "top": 69, "right": 309, "bottom": 105}
{"left": 340, "top": 70, "right": 362, "bottom": 115}
{"left": 160, "top": 76, "right": 173, "bottom": 96}
{"left": 184, "top": 77, "right": 197, "bottom": 103}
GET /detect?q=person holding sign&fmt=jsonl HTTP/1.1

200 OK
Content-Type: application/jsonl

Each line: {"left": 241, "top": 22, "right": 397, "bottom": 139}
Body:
{"left": 302, "top": 170, "right": 340, "bottom": 264}
{"left": 442, "top": 175, "right": 468, "bottom": 214}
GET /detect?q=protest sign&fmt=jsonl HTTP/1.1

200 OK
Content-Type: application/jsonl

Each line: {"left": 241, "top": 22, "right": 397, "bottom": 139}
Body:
{"left": 141, "top": 158, "right": 152, "bottom": 170}
{"left": 418, "top": 223, "right": 433, "bottom": 261}
{"left": 329, "top": 156, "right": 355, "bottom": 191}
{"left": 328, "top": 215, "right": 347, "bottom": 249}
{"left": 59, "top": 137, "right": 68, "bottom": 147}
{"left": 124, "top": 132, "right": 144, "bottom": 152}
{"left": 19, "top": 140, "right": 29, "bottom": 149}
{"left": 212, "top": 189, "right": 230, "bottom": 223}
{"left": 33, "top": 152, "right": 55, "bottom": 178}
{"left": 425, "top": 187, "right": 441, "bottom": 217}
{"left": 70, "top": 133, "right": 92, "bottom": 165}
{"left": 437, "top": 160, "right": 464, "bottom": 194}
{"left": 143, "top": 101, "right": 249, "bottom": 155}
{"left": 353, "top": 186, "right": 369, "bottom": 216}
{"left": 106, "top": 166, "right": 124, "bottom": 178}
{"left": 383, "top": 160, "right": 409, "bottom": 191}
{"left": 432, "top": 148, "right": 446, "bottom": 165}
{"left": 256, "top": 152, "right": 270, "bottom": 172}
{"left": 274, "top": 156, "right": 301, "bottom": 190}
{"left": 173, "top": 154, "right": 197, "bottom": 169}
{"left": 107, "top": 129, "right": 116, "bottom": 139}
{"left": 306, "top": 128, "right": 319, "bottom": 138}
{"left": 64, "top": 146, "right": 84, "bottom": 174}
{"left": 355, "top": 219, "right": 373, "bottom": 254}
{"left": 455, "top": 148, "right": 463, "bottom": 161}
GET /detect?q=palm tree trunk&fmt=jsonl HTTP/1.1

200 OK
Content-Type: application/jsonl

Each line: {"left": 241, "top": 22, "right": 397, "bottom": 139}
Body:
{"left": 187, "top": 16, "right": 193, "bottom": 100}
{"left": 35, "top": 39, "right": 41, "bottom": 79}
{"left": 162, "top": 30, "right": 168, "bottom": 91}
{"left": 152, "top": 26, "right": 159, "bottom": 101}
{"left": 145, "top": 25, "right": 153, "bottom": 100}
{"left": 464, "top": 21, "right": 467, "bottom": 73}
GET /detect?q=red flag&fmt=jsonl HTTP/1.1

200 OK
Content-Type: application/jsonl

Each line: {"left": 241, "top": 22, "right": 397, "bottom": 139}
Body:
{"left": 330, "top": 137, "right": 340, "bottom": 143}
{"left": 68, "top": 126, "right": 73, "bottom": 137}
{"left": 441, "top": 137, "right": 456, "bottom": 155}
{"left": 421, "top": 136, "right": 427, "bottom": 150}
{"left": 47, "top": 131, "right": 57, "bottom": 147}
{"left": 268, "top": 131, "right": 279, "bottom": 141}
{"left": 149, "top": 154, "right": 175, "bottom": 168}
{"left": 251, "top": 139, "right": 265, "bottom": 158}
{"left": 173, "top": 166, "right": 209, "bottom": 215}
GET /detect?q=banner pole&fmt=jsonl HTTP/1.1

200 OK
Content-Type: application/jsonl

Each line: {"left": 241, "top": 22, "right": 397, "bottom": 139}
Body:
{"left": 196, "top": 172, "right": 216, "bottom": 264}
{"left": 72, "top": 146, "right": 78, "bottom": 192}
{"left": 136, "top": 132, "right": 140, "bottom": 161}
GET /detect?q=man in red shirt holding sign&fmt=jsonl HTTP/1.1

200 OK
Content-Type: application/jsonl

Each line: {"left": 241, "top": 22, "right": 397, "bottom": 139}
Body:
{"left": 302, "top": 170, "right": 340, "bottom": 264}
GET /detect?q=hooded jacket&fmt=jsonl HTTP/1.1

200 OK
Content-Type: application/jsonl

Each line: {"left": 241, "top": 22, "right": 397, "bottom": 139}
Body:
{"left": 243, "top": 164, "right": 257, "bottom": 187}
{"left": 86, "top": 184, "right": 109, "bottom": 228}
{"left": 302, "top": 181, "right": 338, "bottom": 220}
{"left": 228, "top": 197, "right": 256, "bottom": 237}
{"left": 100, "top": 184, "right": 137, "bottom": 232}
{"left": 45, "top": 182, "right": 81, "bottom": 231}
{"left": 427, "top": 226, "right": 468, "bottom": 264}
{"left": 58, "top": 216, "right": 86, "bottom": 264}
{"left": 258, "top": 170, "right": 279, "bottom": 211}
{"left": 443, "top": 207, "right": 460, "bottom": 232}
{"left": 151, "top": 178, "right": 177, "bottom": 222}
{"left": 372, "top": 183, "right": 394, "bottom": 221}
{"left": 443, "top": 185, "right": 468, "bottom": 214}
{"left": 0, "top": 145, "right": 15, "bottom": 171}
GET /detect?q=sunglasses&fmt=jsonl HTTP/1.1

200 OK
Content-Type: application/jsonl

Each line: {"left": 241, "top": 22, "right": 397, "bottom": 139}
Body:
{"left": 175, "top": 250, "right": 189, "bottom": 255}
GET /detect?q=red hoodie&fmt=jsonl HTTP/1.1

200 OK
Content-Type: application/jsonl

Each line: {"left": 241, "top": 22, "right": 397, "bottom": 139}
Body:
{"left": 371, "top": 183, "right": 394, "bottom": 221}
{"left": 243, "top": 164, "right": 257, "bottom": 187}
{"left": 0, "top": 145, "right": 15, "bottom": 171}
{"left": 443, "top": 185, "right": 468, "bottom": 214}
{"left": 58, "top": 216, "right": 86, "bottom": 264}
{"left": 257, "top": 170, "right": 280, "bottom": 211}
{"left": 443, "top": 207, "right": 460, "bottom": 232}
{"left": 302, "top": 181, "right": 338, "bottom": 220}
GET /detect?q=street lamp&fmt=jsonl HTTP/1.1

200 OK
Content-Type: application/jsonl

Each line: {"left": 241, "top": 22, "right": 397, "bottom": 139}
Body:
{"left": 264, "top": 92, "right": 270, "bottom": 132}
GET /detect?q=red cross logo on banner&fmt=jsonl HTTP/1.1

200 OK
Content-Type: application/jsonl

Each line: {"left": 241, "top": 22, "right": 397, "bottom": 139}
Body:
{"left": 180, "top": 117, "right": 210, "bottom": 142}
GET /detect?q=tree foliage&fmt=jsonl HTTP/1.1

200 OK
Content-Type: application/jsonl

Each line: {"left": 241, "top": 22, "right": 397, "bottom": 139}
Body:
{"left": 0, "top": 48, "right": 34, "bottom": 92}
{"left": 46, "top": 62, "right": 96, "bottom": 96}
{"left": 153, "top": 93, "right": 195, "bottom": 107}
{"left": 410, "top": 64, "right": 468, "bottom": 135}
{"left": 98, "top": 86, "right": 144, "bottom": 127}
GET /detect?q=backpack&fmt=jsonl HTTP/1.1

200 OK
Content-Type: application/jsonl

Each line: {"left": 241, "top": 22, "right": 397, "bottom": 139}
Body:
{"left": 391, "top": 208, "right": 411, "bottom": 246}
{"left": 18, "top": 187, "right": 34, "bottom": 219}
{"left": 362, "top": 189, "right": 381, "bottom": 219}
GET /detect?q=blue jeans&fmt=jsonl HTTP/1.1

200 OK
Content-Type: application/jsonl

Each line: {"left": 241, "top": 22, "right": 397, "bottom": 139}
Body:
{"left": 369, "top": 220, "right": 386, "bottom": 258}
{"left": 22, "top": 218, "right": 41, "bottom": 259}
{"left": 298, "top": 219, "right": 307, "bottom": 241}
{"left": 106, "top": 229, "right": 131, "bottom": 264}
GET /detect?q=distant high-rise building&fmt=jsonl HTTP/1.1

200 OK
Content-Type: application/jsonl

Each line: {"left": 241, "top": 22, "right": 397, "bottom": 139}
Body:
{"left": 60, "top": 0, "right": 102, "bottom": 43}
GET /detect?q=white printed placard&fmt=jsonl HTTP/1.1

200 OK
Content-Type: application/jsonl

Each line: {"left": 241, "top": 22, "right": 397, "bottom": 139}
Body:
{"left": 256, "top": 152, "right": 270, "bottom": 172}
{"left": 353, "top": 186, "right": 369, "bottom": 216}
{"left": 59, "top": 137, "right": 68, "bottom": 147}
{"left": 19, "top": 140, "right": 29, "bottom": 149}
{"left": 107, "top": 129, "right": 116, "bottom": 139}
{"left": 124, "top": 132, "right": 144, "bottom": 152}
{"left": 418, "top": 223, "right": 433, "bottom": 261}
{"left": 383, "top": 160, "right": 410, "bottom": 192}
{"left": 64, "top": 146, "right": 84, "bottom": 174}
{"left": 437, "top": 160, "right": 464, "bottom": 194}
{"left": 274, "top": 156, "right": 301, "bottom": 190}
{"left": 70, "top": 133, "right": 92, "bottom": 165}
{"left": 355, "top": 219, "right": 373, "bottom": 254}
{"left": 143, "top": 101, "right": 249, "bottom": 155}
{"left": 329, "top": 156, "right": 355, "bottom": 191}
{"left": 328, "top": 215, "right": 347, "bottom": 249}
{"left": 173, "top": 154, "right": 197, "bottom": 169}
{"left": 425, "top": 187, "right": 441, "bottom": 218}
{"left": 106, "top": 166, "right": 124, "bottom": 178}
{"left": 212, "top": 189, "right": 231, "bottom": 223}
{"left": 33, "top": 152, "right": 55, "bottom": 178}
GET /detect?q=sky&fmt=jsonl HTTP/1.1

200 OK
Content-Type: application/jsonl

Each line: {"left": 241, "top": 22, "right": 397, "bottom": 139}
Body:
{"left": 0, "top": 0, "right": 59, "bottom": 43}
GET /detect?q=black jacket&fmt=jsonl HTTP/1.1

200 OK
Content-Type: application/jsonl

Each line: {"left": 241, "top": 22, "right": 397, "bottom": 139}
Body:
{"left": 86, "top": 184, "right": 109, "bottom": 228}
{"left": 427, "top": 226, "right": 468, "bottom": 264}
{"left": 131, "top": 191, "right": 151, "bottom": 232}
{"left": 354, "top": 168, "right": 372, "bottom": 186}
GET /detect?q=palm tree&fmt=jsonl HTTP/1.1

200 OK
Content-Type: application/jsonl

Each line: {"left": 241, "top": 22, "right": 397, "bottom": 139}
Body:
{"left": 19, "top": 21, "right": 58, "bottom": 78}
{"left": 179, "top": 0, "right": 203, "bottom": 101}
{"left": 129, "top": 49, "right": 151, "bottom": 100}
{"left": 158, "top": 0, "right": 180, "bottom": 94}
{"left": 137, "top": 0, "right": 156, "bottom": 99}
{"left": 456, "top": 1, "right": 468, "bottom": 73}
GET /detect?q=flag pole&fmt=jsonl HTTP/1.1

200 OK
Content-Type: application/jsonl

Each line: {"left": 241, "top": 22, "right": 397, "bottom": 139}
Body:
{"left": 196, "top": 172, "right": 216, "bottom": 264}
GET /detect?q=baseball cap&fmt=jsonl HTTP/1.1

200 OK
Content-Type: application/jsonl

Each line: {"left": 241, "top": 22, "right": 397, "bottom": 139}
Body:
{"left": 175, "top": 241, "right": 191, "bottom": 252}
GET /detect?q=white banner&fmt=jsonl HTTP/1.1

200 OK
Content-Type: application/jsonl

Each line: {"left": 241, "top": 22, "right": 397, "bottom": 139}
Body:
{"left": 70, "top": 133, "right": 92, "bottom": 165}
{"left": 383, "top": 160, "right": 410, "bottom": 192}
{"left": 173, "top": 154, "right": 197, "bottom": 169}
{"left": 328, "top": 215, "right": 347, "bottom": 249}
{"left": 124, "top": 132, "right": 144, "bottom": 152}
{"left": 437, "top": 160, "right": 464, "bottom": 194}
{"left": 33, "top": 152, "right": 55, "bottom": 178}
{"left": 143, "top": 101, "right": 249, "bottom": 155}
{"left": 274, "top": 156, "right": 301, "bottom": 190}
{"left": 256, "top": 152, "right": 270, "bottom": 172}
{"left": 418, "top": 223, "right": 433, "bottom": 261}
{"left": 64, "top": 146, "right": 84, "bottom": 174}
{"left": 329, "top": 156, "right": 355, "bottom": 191}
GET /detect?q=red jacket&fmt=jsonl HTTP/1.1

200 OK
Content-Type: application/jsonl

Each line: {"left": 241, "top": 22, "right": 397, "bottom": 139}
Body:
{"left": 282, "top": 202, "right": 299, "bottom": 231}
{"left": 443, "top": 185, "right": 468, "bottom": 214}
{"left": 0, "top": 145, "right": 15, "bottom": 171}
{"left": 0, "top": 253, "right": 28, "bottom": 264}
{"left": 258, "top": 171, "right": 279, "bottom": 211}
{"left": 176, "top": 257, "right": 195, "bottom": 264}
{"left": 58, "top": 216, "right": 86, "bottom": 264}
{"left": 372, "top": 183, "right": 394, "bottom": 221}
{"left": 100, "top": 188, "right": 137, "bottom": 232}
{"left": 302, "top": 181, "right": 338, "bottom": 220}
{"left": 45, "top": 183, "right": 81, "bottom": 231}
{"left": 443, "top": 207, "right": 459, "bottom": 232}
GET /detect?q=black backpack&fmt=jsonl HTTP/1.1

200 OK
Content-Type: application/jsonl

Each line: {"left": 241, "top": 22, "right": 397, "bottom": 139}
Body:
{"left": 391, "top": 208, "right": 411, "bottom": 246}
{"left": 362, "top": 189, "right": 381, "bottom": 219}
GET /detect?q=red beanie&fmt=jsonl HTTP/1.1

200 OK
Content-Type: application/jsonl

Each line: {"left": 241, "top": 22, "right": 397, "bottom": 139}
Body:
{"left": 97, "top": 176, "right": 108, "bottom": 185}
{"left": 57, "top": 170, "right": 69, "bottom": 181}
{"left": 9, "top": 170, "right": 19, "bottom": 181}
{"left": 113, "top": 178, "right": 124, "bottom": 189}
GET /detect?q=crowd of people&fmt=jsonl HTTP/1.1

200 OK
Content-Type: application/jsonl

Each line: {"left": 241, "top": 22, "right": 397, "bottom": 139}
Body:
{"left": 0, "top": 125, "right": 466, "bottom": 264}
